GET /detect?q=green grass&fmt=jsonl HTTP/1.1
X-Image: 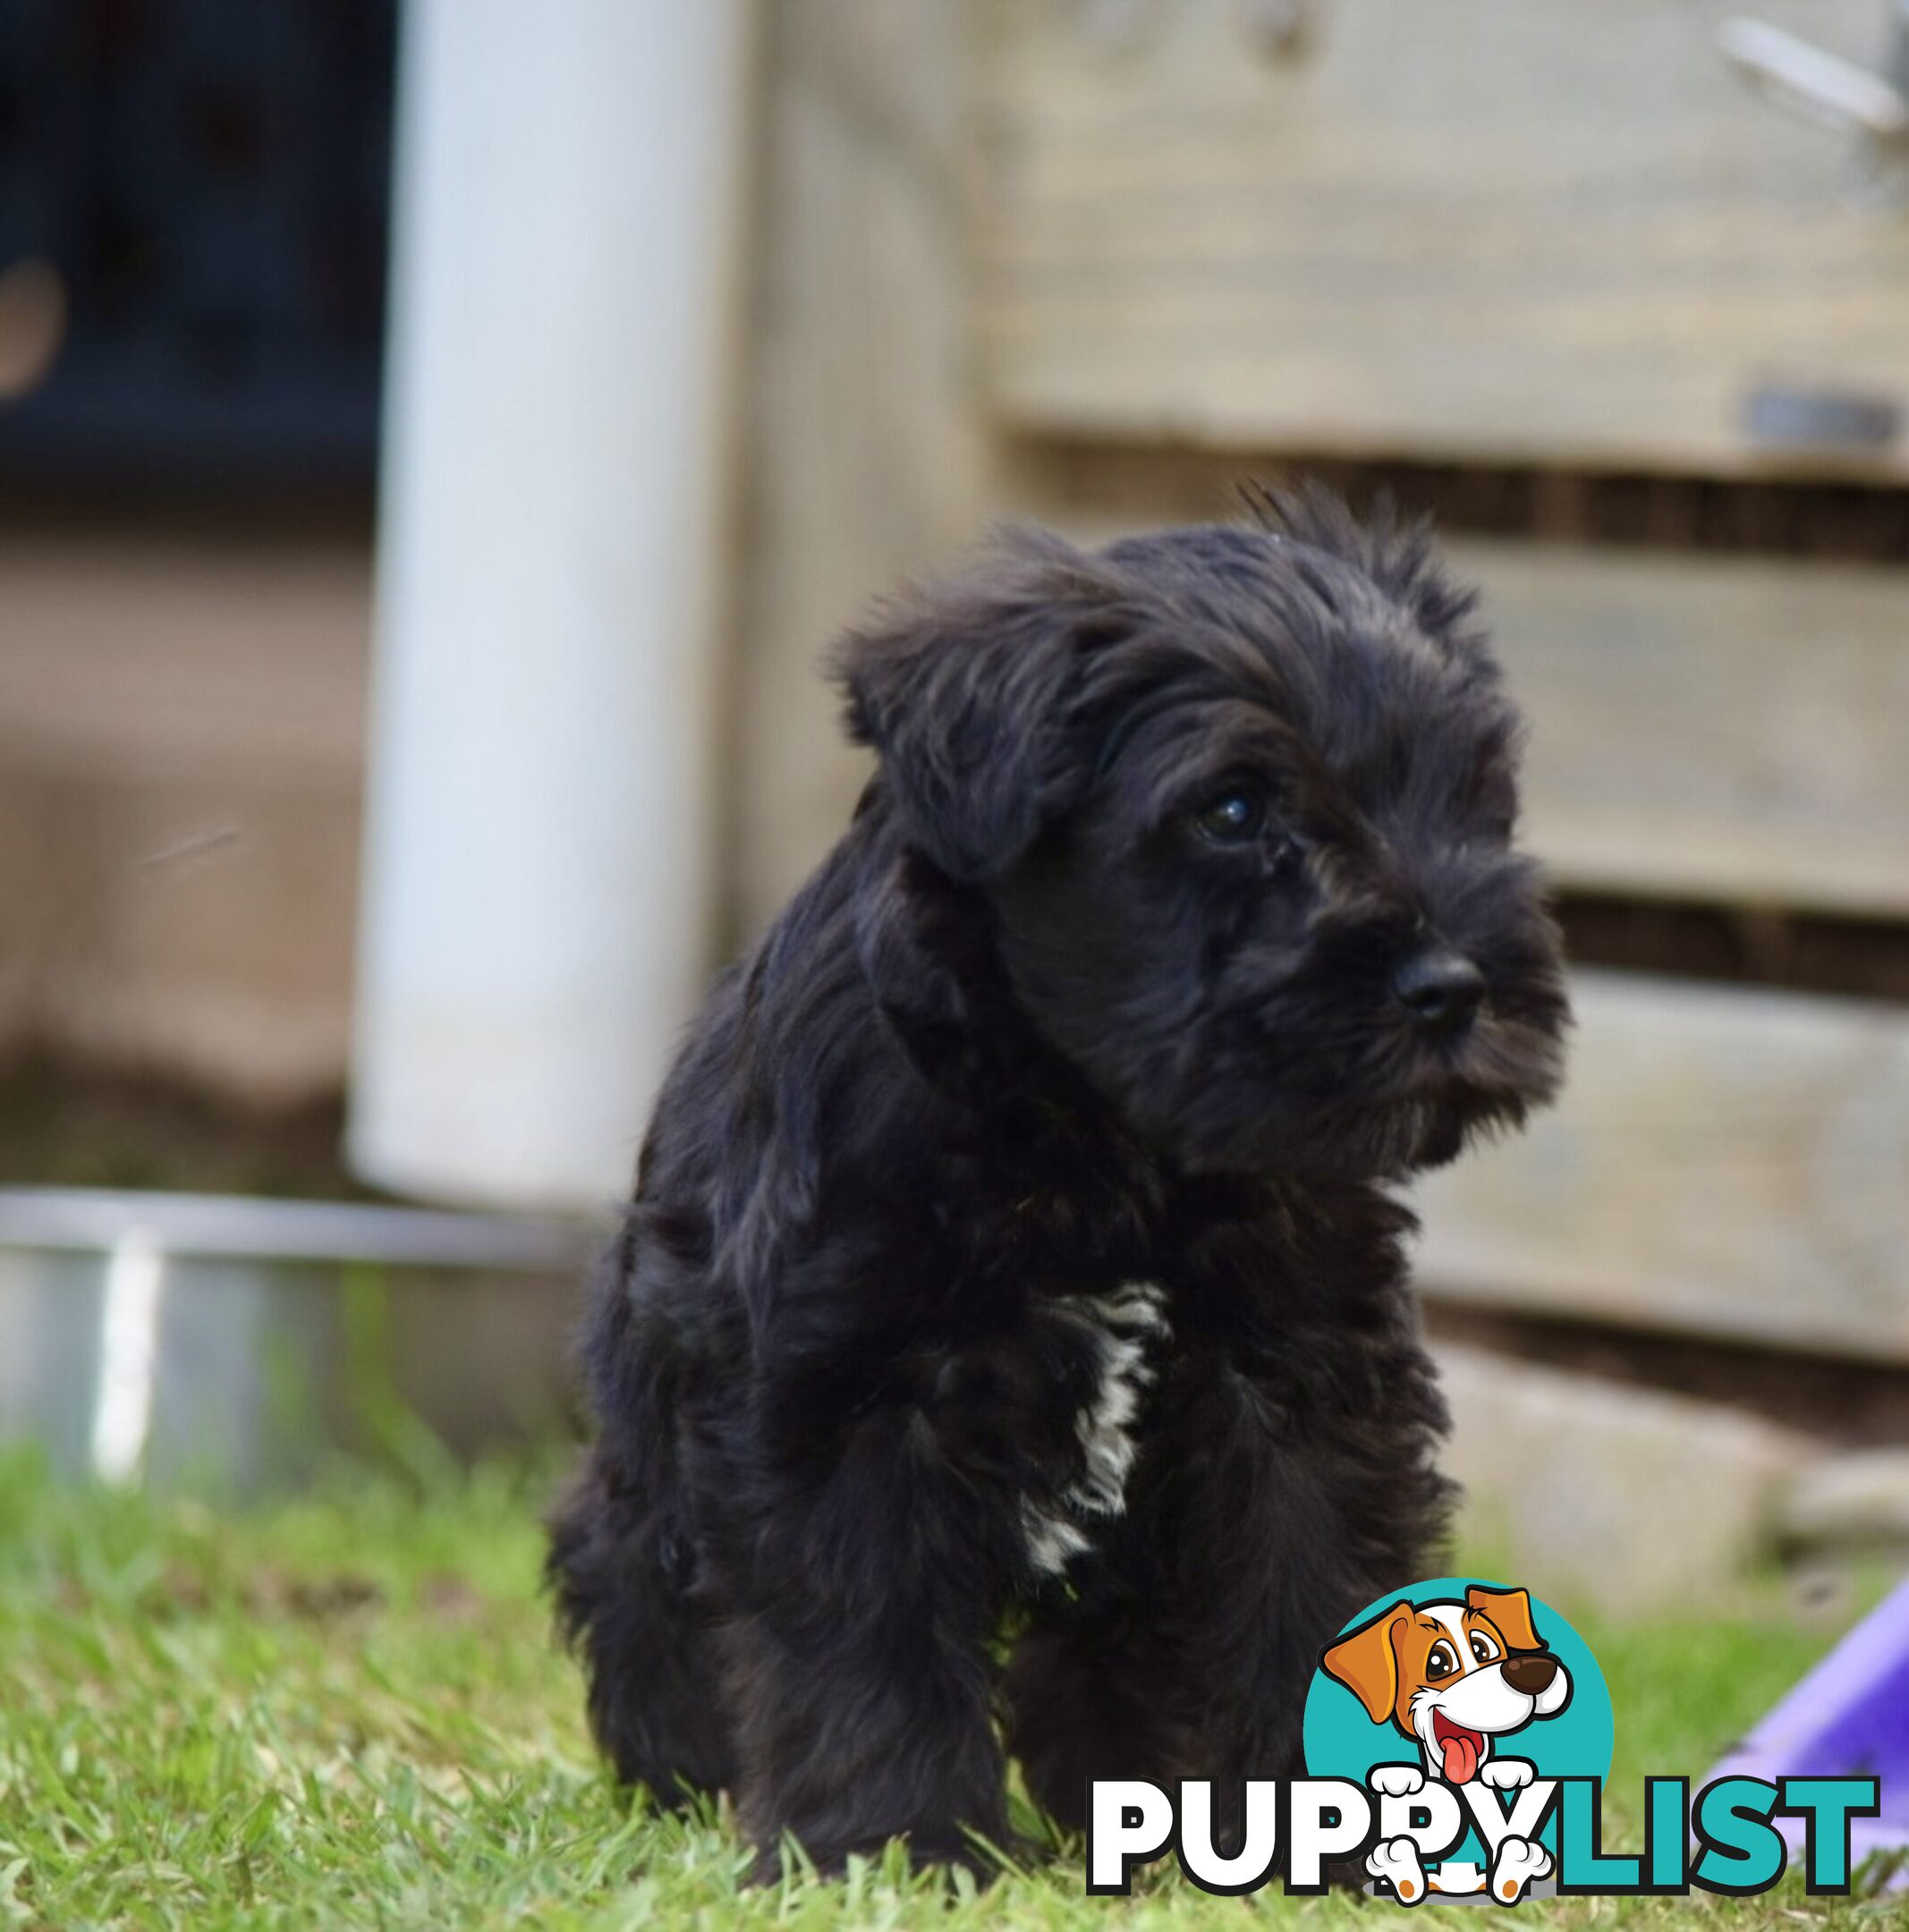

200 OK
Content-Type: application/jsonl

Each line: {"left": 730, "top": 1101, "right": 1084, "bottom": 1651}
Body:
{"left": 0, "top": 1444, "right": 1896, "bottom": 1930}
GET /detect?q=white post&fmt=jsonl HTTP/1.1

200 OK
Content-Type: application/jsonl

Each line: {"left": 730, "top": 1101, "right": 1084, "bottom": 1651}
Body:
{"left": 350, "top": 1, "right": 752, "bottom": 1210}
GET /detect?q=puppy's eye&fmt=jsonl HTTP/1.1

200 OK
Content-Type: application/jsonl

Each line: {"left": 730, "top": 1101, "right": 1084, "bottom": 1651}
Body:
{"left": 1470, "top": 1632, "right": 1500, "bottom": 1664}
{"left": 1426, "top": 1641, "right": 1459, "bottom": 1678}
{"left": 1194, "top": 790, "right": 1267, "bottom": 845}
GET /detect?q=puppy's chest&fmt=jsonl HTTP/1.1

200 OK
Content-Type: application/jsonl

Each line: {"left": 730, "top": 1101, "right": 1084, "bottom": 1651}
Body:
{"left": 1015, "top": 1280, "right": 1171, "bottom": 1579}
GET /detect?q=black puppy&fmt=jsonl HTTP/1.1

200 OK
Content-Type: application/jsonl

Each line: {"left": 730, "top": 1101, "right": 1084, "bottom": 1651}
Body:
{"left": 548, "top": 487, "right": 1568, "bottom": 1877}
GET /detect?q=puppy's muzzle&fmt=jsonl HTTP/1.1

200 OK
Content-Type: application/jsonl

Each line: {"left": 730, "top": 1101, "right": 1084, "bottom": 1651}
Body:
{"left": 1501, "top": 1652, "right": 1559, "bottom": 1697}
{"left": 1393, "top": 946, "right": 1485, "bottom": 1035}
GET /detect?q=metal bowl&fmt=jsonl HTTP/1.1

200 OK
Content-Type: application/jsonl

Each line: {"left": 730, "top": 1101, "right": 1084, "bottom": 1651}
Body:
{"left": 0, "top": 1188, "right": 599, "bottom": 1491}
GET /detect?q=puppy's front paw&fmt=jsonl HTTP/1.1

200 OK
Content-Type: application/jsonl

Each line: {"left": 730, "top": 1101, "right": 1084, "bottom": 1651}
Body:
{"left": 1367, "top": 1836, "right": 1427, "bottom": 1904}
{"left": 1478, "top": 1756, "right": 1534, "bottom": 1792}
{"left": 1369, "top": 1763, "right": 1426, "bottom": 1798}
{"left": 1489, "top": 1835, "right": 1552, "bottom": 1904}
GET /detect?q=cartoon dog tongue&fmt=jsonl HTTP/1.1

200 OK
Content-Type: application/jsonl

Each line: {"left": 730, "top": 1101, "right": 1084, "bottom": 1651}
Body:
{"left": 1433, "top": 1711, "right": 1484, "bottom": 1784}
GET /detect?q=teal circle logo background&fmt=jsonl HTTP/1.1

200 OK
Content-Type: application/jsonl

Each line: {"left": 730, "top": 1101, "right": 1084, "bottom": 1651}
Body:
{"left": 1302, "top": 1577, "right": 1614, "bottom": 1861}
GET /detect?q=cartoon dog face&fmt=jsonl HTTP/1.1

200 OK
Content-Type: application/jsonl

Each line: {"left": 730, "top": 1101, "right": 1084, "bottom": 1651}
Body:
{"left": 1321, "top": 1585, "right": 1571, "bottom": 1784}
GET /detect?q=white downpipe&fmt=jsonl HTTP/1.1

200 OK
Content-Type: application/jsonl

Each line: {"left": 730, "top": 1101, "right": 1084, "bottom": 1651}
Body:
{"left": 351, "top": 2, "right": 751, "bottom": 1209}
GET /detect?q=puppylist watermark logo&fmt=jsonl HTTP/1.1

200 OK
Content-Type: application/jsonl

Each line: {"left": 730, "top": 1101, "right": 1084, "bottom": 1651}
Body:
{"left": 1085, "top": 1577, "right": 1880, "bottom": 1902}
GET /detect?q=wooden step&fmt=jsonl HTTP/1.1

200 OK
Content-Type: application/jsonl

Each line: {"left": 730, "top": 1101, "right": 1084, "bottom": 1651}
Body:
{"left": 1417, "top": 970, "right": 1909, "bottom": 1362}
{"left": 0, "top": 532, "right": 369, "bottom": 1101}
{"left": 1446, "top": 539, "right": 1909, "bottom": 920}
{"left": 976, "top": 0, "right": 1909, "bottom": 479}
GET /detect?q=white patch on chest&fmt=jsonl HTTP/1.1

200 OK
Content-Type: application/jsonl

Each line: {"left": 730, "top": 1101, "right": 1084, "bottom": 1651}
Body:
{"left": 1021, "top": 1281, "right": 1170, "bottom": 1578}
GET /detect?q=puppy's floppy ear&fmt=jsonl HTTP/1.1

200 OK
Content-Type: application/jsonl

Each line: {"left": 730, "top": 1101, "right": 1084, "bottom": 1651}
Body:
{"left": 831, "top": 528, "right": 1131, "bottom": 881}
{"left": 1320, "top": 1601, "right": 1413, "bottom": 1725}
{"left": 1467, "top": 1584, "right": 1543, "bottom": 1652}
{"left": 853, "top": 848, "right": 1025, "bottom": 1098}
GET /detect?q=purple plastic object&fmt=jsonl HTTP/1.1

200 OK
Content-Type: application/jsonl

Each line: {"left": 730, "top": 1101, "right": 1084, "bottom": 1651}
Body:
{"left": 1706, "top": 1575, "right": 1909, "bottom": 1888}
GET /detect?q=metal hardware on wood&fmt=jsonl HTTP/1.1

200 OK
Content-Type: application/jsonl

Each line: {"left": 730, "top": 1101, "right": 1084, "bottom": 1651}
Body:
{"left": 1743, "top": 383, "right": 1903, "bottom": 453}
{"left": 1238, "top": 0, "right": 1314, "bottom": 59}
{"left": 1720, "top": 5, "right": 1909, "bottom": 204}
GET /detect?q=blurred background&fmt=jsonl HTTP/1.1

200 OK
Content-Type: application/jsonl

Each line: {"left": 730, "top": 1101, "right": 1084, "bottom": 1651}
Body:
{"left": 2, "top": 0, "right": 1906, "bottom": 1614}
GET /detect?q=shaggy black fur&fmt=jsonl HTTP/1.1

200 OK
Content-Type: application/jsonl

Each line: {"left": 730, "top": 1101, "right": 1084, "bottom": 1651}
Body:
{"left": 547, "top": 486, "right": 1569, "bottom": 1878}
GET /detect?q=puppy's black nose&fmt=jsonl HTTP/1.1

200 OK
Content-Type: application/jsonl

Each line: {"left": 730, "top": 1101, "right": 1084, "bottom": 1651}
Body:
{"left": 1502, "top": 1653, "right": 1558, "bottom": 1697}
{"left": 1394, "top": 949, "right": 1485, "bottom": 1033}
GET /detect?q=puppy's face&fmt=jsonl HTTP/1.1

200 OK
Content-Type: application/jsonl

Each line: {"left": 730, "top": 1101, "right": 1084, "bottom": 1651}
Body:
{"left": 1321, "top": 1586, "right": 1572, "bottom": 1784}
{"left": 839, "top": 491, "right": 1569, "bottom": 1181}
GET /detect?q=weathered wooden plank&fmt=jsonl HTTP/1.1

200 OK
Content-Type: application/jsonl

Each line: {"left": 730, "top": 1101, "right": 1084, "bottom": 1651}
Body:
{"left": 0, "top": 535, "right": 369, "bottom": 782}
{"left": 1416, "top": 971, "right": 1909, "bottom": 1362}
{"left": 1461, "top": 540, "right": 1909, "bottom": 919}
{"left": 731, "top": 0, "right": 998, "bottom": 937}
{"left": 0, "top": 534, "right": 369, "bottom": 1097}
{"left": 976, "top": 0, "right": 1909, "bottom": 479}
